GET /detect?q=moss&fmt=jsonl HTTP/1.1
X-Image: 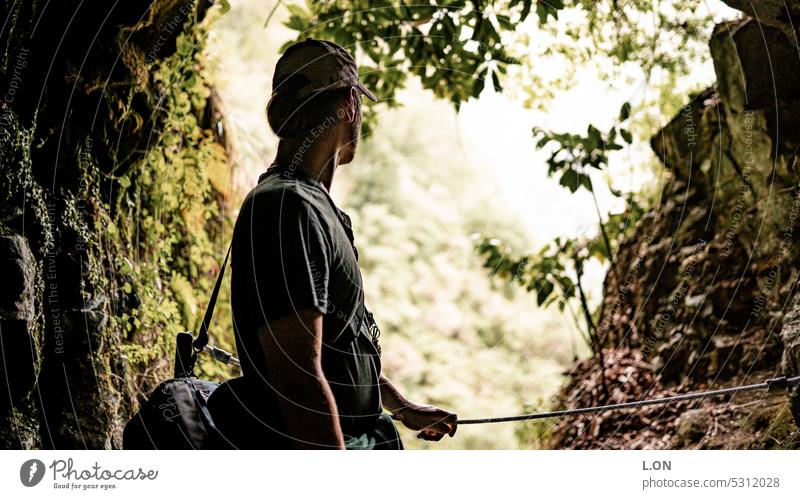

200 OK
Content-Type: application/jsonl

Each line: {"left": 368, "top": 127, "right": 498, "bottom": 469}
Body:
{"left": 0, "top": 0, "right": 233, "bottom": 448}
{"left": 0, "top": 400, "right": 40, "bottom": 449}
{"left": 752, "top": 405, "right": 800, "bottom": 449}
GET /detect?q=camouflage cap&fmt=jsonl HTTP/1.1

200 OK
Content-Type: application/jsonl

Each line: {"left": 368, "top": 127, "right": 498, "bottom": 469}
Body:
{"left": 270, "top": 38, "right": 377, "bottom": 102}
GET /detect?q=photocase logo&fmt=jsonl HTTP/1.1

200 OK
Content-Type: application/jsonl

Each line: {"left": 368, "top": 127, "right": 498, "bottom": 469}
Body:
{"left": 20, "top": 459, "right": 45, "bottom": 487}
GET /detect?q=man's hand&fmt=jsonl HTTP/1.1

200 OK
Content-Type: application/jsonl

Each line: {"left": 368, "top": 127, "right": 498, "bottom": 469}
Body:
{"left": 379, "top": 374, "right": 458, "bottom": 442}
{"left": 393, "top": 403, "right": 457, "bottom": 441}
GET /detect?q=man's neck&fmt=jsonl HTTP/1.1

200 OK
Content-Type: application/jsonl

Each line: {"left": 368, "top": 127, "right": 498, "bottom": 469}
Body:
{"left": 275, "top": 136, "right": 340, "bottom": 191}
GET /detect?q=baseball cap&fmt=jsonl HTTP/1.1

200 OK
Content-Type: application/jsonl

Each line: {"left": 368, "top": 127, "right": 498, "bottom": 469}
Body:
{"left": 270, "top": 38, "right": 377, "bottom": 102}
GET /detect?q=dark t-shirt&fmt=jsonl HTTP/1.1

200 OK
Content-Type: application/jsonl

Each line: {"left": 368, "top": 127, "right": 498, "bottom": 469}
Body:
{"left": 230, "top": 164, "right": 382, "bottom": 436}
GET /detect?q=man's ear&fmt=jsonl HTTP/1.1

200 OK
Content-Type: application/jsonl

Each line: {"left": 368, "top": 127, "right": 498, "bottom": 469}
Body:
{"left": 343, "top": 87, "right": 358, "bottom": 122}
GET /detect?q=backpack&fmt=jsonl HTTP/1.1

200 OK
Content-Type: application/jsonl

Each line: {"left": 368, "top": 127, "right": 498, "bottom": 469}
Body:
{"left": 123, "top": 246, "right": 237, "bottom": 450}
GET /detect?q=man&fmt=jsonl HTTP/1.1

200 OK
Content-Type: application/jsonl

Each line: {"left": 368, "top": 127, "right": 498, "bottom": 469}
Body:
{"left": 222, "top": 39, "right": 457, "bottom": 449}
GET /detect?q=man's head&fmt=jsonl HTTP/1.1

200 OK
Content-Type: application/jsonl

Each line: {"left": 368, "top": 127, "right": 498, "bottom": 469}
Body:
{"left": 267, "top": 39, "right": 375, "bottom": 164}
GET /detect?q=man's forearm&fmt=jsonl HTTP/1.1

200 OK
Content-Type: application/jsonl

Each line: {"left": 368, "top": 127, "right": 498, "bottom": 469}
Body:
{"left": 379, "top": 374, "right": 411, "bottom": 413}
{"left": 273, "top": 367, "right": 345, "bottom": 449}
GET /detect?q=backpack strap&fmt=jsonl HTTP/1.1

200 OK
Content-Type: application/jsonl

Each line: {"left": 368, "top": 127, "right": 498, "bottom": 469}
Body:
{"left": 193, "top": 243, "right": 232, "bottom": 352}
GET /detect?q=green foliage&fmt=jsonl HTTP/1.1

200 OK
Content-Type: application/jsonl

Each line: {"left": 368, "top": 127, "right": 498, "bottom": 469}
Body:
{"left": 475, "top": 187, "right": 643, "bottom": 351}
{"left": 0, "top": 116, "right": 52, "bottom": 247}
{"left": 535, "top": 0, "right": 565, "bottom": 24}
{"left": 478, "top": 236, "right": 576, "bottom": 310}
{"left": 533, "top": 102, "right": 633, "bottom": 194}
{"left": 567, "top": 0, "right": 711, "bottom": 78}
{"left": 282, "top": 1, "right": 711, "bottom": 117}
{"left": 95, "top": 7, "right": 234, "bottom": 380}
{"left": 282, "top": 0, "right": 534, "bottom": 114}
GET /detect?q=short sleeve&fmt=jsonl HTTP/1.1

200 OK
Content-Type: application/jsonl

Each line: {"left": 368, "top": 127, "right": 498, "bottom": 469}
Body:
{"left": 248, "top": 191, "right": 330, "bottom": 320}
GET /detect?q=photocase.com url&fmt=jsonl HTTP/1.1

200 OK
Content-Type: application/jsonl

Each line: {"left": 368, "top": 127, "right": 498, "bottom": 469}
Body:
{"left": 643, "top": 476, "right": 781, "bottom": 490}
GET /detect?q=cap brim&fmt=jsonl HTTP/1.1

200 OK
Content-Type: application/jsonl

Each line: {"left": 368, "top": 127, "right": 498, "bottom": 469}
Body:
{"left": 356, "top": 81, "right": 377, "bottom": 101}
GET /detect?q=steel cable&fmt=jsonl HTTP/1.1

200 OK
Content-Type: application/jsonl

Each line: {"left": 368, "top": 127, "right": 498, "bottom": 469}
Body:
{"left": 456, "top": 375, "right": 800, "bottom": 425}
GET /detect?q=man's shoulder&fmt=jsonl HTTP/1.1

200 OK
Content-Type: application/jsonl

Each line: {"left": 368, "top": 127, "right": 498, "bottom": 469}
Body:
{"left": 243, "top": 172, "right": 328, "bottom": 215}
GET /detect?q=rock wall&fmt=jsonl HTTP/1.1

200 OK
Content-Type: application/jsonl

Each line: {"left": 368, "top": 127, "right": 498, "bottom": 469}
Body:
{"left": 0, "top": 0, "right": 227, "bottom": 449}
{"left": 550, "top": 1, "right": 800, "bottom": 448}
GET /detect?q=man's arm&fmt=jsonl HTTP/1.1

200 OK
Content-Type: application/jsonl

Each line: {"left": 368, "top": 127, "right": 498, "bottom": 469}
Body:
{"left": 379, "top": 374, "right": 412, "bottom": 413}
{"left": 257, "top": 308, "right": 345, "bottom": 449}
{"left": 380, "top": 374, "right": 457, "bottom": 441}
